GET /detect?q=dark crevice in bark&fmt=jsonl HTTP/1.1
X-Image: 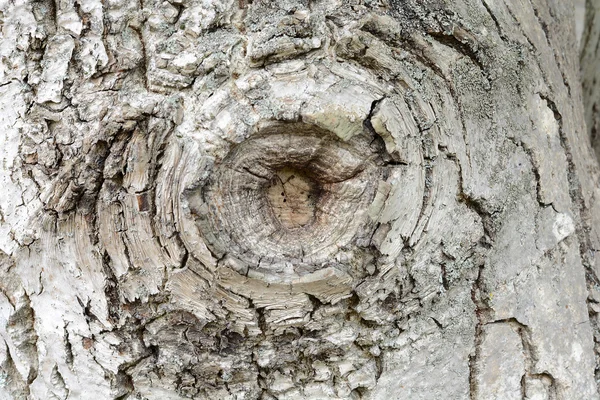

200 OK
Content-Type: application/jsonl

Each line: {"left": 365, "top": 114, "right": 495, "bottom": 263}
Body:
{"left": 510, "top": 317, "right": 557, "bottom": 399}
{"left": 408, "top": 159, "right": 433, "bottom": 241}
{"left": 427, "top": 31, "right": 485, "bottom": 72}
{"left": 506, "top": 135, "right": 551, "bottom": 208}
{"left": 50, "top": 0, "right": 58, "bottom": 27}
{"left": 479, "top": 0, "right": 503, "bottom": 38}
{"left": 102, "top": 250, "right": 123, "bottom": 323}
{"left": 405, "top": 40, "right": 448, "bottom": 83}
{"left": 440, "top": 262, "right": 450, "bottom": 291}
{"left": 78, "top": 296, "right": 102, "bottom": 327}
{"left": 364, "top": 97, "right": 385, "bottom": 139}
{"left": 63, "top": 324, "right": 74, "bottom": 368}
{"left": 468, "top": 263, "right": 488, "bottom": 400}
{"left": 50, "top": 364, "right": 69, "bottom": 400}
{"left": 457, "top": 191, "right": 496, "bottom": 244}
{"left": 130, "top": 17, "right": 149, "bottom": 89}
{"left": 7, "top": 291, "right": 40, "bottom": 384}
{"left": 528, "top": 0, "right": 572, "bottom": 96}
{"left": 73, "top": 1, "right": 91, "bottom": 37}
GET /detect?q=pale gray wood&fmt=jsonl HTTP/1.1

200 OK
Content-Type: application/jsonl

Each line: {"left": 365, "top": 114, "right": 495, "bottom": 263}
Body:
{"left": 582, "top": 0, "right": 600, "bottom": 161}
{"left": 0, "top": 1, "right": 599, "bottom": 399}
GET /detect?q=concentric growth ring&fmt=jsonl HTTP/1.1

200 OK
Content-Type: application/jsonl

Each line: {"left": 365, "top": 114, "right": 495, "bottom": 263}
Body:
{"left": 184, "top": 123, "right": 384, "bottom": 280}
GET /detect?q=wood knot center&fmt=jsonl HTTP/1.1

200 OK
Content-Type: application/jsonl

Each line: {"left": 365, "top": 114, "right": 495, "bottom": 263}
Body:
{"left": 186, "top": 123, "right": 385, "bottom": 272}
{"left": 267, "top": 168, "right": 320, "bottom": 229}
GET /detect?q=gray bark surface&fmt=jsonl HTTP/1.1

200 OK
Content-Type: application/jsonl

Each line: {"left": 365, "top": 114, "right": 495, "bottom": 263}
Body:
{"left": 0, "top": 0, "right": 599, "bottom": 399}
{"left": 582, "top": 0, "right": 600, "bottom": 160}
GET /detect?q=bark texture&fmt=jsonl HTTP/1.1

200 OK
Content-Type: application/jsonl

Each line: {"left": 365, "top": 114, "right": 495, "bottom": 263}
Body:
{"left": 582, "top": 0, "right": 600, "bottom": 160}
{"left": 1, "top": 0, "right": 600, "bottom": 399}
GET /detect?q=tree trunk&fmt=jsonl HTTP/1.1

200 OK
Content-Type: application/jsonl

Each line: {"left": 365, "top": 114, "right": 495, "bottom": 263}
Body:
{"left": 582, "top": 0, "right": 600, "bottom": 161}
{"left": 1, "top": 0, "right": 599, "bottom": 399}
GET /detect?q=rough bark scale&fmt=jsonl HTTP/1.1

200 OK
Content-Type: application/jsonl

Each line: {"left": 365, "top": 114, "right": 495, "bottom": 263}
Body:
{"left": 0, "top": 0, "right": 599, "bottom": 399}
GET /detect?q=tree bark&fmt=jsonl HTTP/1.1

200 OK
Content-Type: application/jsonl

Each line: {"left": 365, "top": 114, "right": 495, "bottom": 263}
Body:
{"left": 1, "top": 1, "right": 600, "bottom": 399}
{"left": 582, "top": 0, "right": 600, "bottom": 161}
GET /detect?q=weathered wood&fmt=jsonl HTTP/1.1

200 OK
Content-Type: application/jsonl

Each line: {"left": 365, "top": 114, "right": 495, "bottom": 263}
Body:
{"left": 582, "top": 0, "right": 600, "bottom": 160}
{"left": 0, "top": 0, "right": 599, "bottom": 399}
